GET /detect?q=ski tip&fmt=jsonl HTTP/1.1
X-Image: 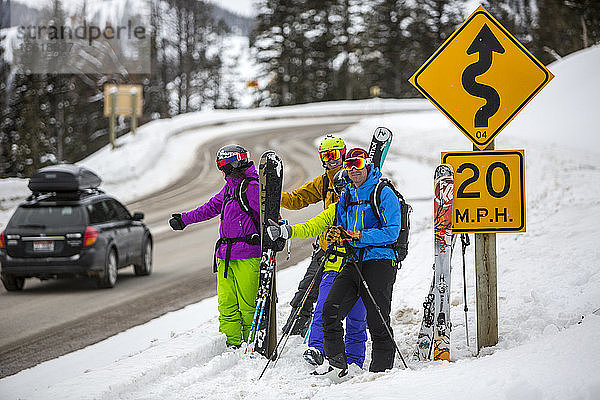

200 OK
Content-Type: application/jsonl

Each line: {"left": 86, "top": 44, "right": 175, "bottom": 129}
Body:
{"left": 434, "top": 163, "right": 454, "bottom": 178}
{"left": 373, "top": 126, "right": 393, "bottom": 141}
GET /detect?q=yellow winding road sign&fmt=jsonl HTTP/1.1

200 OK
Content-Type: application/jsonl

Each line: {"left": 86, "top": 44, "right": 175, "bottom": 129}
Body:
{"left": 410, "top": 6, "right": 553, "bottom": 149}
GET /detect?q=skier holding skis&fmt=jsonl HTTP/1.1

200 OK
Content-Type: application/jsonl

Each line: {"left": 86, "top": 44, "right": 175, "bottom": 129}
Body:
{"left": 168, "top": 145, "right": 261, "bottom": 349}
{"left": 267, "top": 170, "right": 367, "bottom": 368}
{"left": 321, "top": 147, "right": 401, "bottom": 377}
{"left": 279, "top": 135, "right": 346, "bottom": 338}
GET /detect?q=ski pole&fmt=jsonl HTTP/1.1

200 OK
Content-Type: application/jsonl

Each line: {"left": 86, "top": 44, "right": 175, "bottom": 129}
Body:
{"left": 246, "top": 298, "right": 266, "bottom": 354}
{"left": 258, "top": 245, "right": 331, "bottom": 380}
{"left": 342, "top": 241, "right": 409, "bottom": 370}
{"left": 303, "top": 316, "right": 314, "bottom": 345}
{"left": 245, "top": 297, "right": 264, "bottom": 351}
{"left": 461, "top": 233, "right": 470, "bottom": 347}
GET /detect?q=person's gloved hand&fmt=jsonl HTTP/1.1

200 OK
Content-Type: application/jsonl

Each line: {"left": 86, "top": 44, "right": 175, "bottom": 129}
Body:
{"left": 340, "top": 229, "right": 361, "bottom": 242}
{"left": 266, "top": 219, "right": 292, "bottom": 241}
{"left": 169, "top": 213, "right": 186, "bottom": 231}
{"left": 326, "top": 226, "right": 360, "bottom": 244}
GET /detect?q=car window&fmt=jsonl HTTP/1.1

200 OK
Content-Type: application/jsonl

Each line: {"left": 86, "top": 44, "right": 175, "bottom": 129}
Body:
{"left": 107, "top": 199, "right": 131, "bottom": 220}
{"left": 9, "top": 206, "right": 85, "bottom": 228}
{"left": 87, "top": 201, "right": 110, "bottom": 224}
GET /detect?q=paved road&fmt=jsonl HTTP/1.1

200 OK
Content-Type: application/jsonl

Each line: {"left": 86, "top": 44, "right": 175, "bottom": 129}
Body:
{"left": 0, "top": 118, "right": 357, "bottom": 378}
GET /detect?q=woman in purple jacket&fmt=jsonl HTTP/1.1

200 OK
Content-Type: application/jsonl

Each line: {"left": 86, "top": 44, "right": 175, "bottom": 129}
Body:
{"left": 169, "top": 144, "right": 261, "bottom": 348}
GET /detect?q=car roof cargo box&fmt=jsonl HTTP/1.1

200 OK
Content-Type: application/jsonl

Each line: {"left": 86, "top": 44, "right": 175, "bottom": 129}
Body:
{"left": 28, "top": 164, "right": 102, "bottom": 193}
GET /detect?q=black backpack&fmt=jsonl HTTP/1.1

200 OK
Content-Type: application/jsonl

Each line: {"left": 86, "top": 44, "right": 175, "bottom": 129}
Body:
{"left": 344, "top": 177, "right": 412, "bottom": 262}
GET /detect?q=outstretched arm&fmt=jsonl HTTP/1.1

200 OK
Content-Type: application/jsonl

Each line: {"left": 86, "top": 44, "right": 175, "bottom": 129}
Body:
{"left": 180, "top": 186, "right": 226, "bottom": 225}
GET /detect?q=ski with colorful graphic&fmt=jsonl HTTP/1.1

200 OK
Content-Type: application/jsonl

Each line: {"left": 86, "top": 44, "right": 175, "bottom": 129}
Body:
{"left": 248, "top": 150, "right": 284, "bottom": 359}
{"left": 433, "top": 164, "right": 454, "bottom": 360}
{"left": 414, "top": 164, "right": 454, "bottom": 361}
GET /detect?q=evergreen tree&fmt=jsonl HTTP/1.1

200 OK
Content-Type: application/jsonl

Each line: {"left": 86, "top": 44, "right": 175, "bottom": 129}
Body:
{"left": 8, "top": 31, "right": 54, "bottom": 176}
{"left": 0, "top": 33, "right": 10, "bottom": 176}
{"left": 252, "top": 0, "right": 308, "bottom": 106}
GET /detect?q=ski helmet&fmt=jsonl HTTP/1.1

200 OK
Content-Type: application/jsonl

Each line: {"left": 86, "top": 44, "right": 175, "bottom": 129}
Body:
{"left": 332, "top": 169, "right": 349, "bottom": 196}
{"left": 318, "top": 135, "right": 346, "bottom": 168}
{"left": 216, "top": 144, "right": 250, "bottom": 175}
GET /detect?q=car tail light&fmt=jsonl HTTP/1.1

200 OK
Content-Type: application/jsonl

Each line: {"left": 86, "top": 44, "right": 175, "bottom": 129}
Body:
{"left": 0, "top": 231, "right": 5, "bottom": 248}
{"left": 83, "top": 227, "right": 98, "bottom": 246}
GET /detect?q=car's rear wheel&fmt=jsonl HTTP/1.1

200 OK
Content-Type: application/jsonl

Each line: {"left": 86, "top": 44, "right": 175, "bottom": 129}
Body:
{"left": 1, "top": 273, "right": 25, "bottom": 291}
{"left": 134, "top": 237, "right": 153, "bottom": 276}
{"left": 97, "top": 248, "right": 117, "bottom": 289}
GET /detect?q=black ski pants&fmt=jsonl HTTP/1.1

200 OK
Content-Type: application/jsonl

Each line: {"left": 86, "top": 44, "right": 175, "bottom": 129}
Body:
{"left": 322, "top": 258, "right": 397, "bottom": 372}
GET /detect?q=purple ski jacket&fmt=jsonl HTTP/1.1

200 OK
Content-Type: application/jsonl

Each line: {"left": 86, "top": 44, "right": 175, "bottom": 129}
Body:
{"left": 180, "top": 162, "right": 261, "bottom": 260}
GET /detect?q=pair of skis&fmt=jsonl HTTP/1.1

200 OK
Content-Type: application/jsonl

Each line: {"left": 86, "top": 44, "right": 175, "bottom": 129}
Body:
{"left": 414, "top": 164, "right": 454, "bottom": 362}
{"left": 246, "top": 151, "right": 284, "bottom": 359}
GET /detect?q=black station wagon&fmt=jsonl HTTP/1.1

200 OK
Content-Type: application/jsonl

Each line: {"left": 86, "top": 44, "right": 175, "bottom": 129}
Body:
{"left": 0, "top": 164, "right": 152, "bottom": 290}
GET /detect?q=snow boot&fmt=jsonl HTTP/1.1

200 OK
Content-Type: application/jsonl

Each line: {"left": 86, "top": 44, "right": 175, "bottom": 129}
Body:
{"left": 303, "top": 347, "right": 324, "bottom": 366}
{"left": 310, "top": 361, "right": 349, "bottom": 383}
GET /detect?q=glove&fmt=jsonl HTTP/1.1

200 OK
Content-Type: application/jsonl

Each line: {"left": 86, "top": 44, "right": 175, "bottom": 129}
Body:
{"left": 340, "top": 229, "right": 361, "bottom": 242}
{"left": 325, "top": 226, "right": 342, "bottom": 244}
{"left": 267, "top": 219, "right": 292, "bottom": 241}
{"left": 326, "top": 226, "right": 360, "bottom": 245}
{"left": 169, "top": 213, "right": 186, "bottom": 231}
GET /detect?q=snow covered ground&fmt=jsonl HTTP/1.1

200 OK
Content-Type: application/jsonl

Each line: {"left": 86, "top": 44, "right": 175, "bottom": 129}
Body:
{"left": 1, "top": 45, "right": 600, "bottom": 399}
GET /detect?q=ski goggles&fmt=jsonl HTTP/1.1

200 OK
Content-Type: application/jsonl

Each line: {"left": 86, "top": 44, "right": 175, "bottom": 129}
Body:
{"left": 344, "top": 157, "right": 368, "bottom": 170}
{"left": 319, "top": 149, "right": 343, "bottom": 162}
{"left": 217, "top": 152, "right": 249, "bottom": 168}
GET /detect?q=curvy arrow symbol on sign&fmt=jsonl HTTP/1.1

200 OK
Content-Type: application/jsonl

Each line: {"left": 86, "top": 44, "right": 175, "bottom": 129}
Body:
{"left": 461, "top": 24, "right": 505, "bottom": 128}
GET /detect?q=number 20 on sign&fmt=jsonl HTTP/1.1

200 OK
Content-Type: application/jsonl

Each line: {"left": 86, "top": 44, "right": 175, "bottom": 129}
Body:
{"left": 441, "top": 150, "right": 525, "bottom": 233}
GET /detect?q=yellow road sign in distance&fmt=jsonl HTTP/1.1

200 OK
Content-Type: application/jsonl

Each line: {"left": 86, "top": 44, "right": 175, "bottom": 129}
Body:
{"left": 410, "top": 6, "right": 553, "bottom": 149}
{"left": 441, "top": 150, "right": 525, "bottom": 233}
{"left": 103, "top": 84, "right": 143, "bottom": 117}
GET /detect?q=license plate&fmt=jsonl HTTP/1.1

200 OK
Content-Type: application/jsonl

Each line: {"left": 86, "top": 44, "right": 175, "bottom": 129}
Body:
{"left": 33, "top": 241, "right": 54, "bottom": 252}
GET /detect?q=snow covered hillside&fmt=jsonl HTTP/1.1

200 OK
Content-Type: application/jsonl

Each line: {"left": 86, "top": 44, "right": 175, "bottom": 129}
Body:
{"left": 1, "top": 46, "right": 600, "bottom": 399}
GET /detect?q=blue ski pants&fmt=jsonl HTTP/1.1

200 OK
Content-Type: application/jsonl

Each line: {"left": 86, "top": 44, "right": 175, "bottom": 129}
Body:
{"left": 309, "top": 270, "right": 367, "bottom": 367}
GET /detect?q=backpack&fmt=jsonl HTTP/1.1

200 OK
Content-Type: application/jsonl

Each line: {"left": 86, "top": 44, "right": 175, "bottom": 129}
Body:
{"left": 235, "top": 176, "right": 260, "bottom": 232}
{"left": 344, "top": 177, "right": 412, "bottom": 262}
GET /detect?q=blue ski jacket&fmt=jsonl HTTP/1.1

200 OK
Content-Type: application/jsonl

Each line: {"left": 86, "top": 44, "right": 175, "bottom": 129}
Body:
{"left": 336, "top": 166, "right": 401, "bottom": 261}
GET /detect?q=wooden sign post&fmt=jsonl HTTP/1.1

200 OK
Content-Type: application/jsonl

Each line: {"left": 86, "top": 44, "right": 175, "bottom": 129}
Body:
{"left": 474, "top": 142, "right": 498, "bottom": 349}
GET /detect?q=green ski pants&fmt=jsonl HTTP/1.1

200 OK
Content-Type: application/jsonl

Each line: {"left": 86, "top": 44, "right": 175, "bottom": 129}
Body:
{"left": 216, "top": 257, "right": 260, "bottom": 346}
